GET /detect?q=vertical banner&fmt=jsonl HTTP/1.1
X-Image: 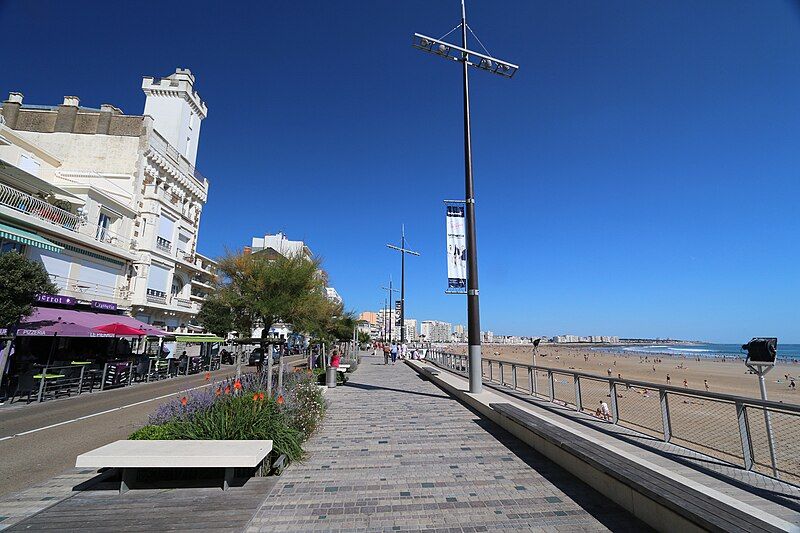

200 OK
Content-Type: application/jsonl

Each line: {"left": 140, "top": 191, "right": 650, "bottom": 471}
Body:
{"left": 395, "top": 300, "right": 402, "bottom": 326}
{"left": 446, "top": 204, "right": 467, "bottom": 293}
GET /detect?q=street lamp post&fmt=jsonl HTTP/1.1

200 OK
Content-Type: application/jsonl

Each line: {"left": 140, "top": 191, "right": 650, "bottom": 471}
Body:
{"left": 382, "top": 279, "right": 399, "bottom": 344}
{"left": 387, "top": 224, "right": 420, "bottom": 345}
{"left": 413, "top": 0, "right": 518, "bottom": 393}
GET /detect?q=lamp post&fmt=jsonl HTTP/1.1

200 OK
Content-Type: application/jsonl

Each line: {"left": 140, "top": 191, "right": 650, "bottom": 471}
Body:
{"left": 382, "top": 279, "right": 399, "bottom": 344}
{"left": 413, "top": 0, "right": 518, "bottom": 393}
{"left": 387, "top": 224, "right": 420, "bottom": 344}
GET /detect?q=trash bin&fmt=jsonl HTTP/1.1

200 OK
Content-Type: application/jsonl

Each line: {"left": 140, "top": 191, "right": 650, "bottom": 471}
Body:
{"left": 326, "top": 366, "right": 337, "bottom": 388}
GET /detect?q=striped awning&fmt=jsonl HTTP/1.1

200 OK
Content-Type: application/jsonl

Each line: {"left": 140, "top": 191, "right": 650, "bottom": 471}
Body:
{"left": 0, "top": 222, "right": 63, "bottom": 253}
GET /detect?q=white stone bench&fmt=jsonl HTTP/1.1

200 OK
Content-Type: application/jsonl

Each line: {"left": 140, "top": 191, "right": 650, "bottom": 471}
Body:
{"left": 75, "top": 439, "right": 272, "bottom": 493}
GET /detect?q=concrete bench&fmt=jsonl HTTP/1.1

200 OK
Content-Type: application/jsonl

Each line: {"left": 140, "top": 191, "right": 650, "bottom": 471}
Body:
{"left": 490, "top": 403, "right": 791, "bottom": 533}
{"left": 75, "top": 439, "right": 272, "bottom": 493}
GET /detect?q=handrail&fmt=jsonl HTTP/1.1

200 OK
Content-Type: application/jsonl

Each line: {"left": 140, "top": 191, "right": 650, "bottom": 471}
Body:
{"left": 478, "top": 357, "right": 800, "bottom": 413}
{"left": 423, "top": 348, "right": 800, "bottom": 486}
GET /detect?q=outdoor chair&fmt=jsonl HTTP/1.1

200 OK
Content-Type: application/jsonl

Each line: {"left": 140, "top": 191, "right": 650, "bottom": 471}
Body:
{"left": 10, "top": 370, "right": 36, "bottom": 404}
{"left": 134, "top": 360, "right": 149, "bottom": 382}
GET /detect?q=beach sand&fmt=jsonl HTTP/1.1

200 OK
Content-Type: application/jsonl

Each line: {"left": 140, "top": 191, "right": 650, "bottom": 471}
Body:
{"left": 447, "top": 343, "right": 800, "bottom": 404}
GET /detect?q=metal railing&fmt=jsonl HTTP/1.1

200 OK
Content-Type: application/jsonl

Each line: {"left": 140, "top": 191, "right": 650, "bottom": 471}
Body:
{"left": 148, "top": 130, "right": 208, "bottom": 188}
{"left": 155, "top": 236, "right": 172, "bottom": 253}
{"left": 424, "top": 350, "right": 800, "bottom": 486}
{"left": 49, "top": 274, "right": 130, "bottom": 305}
{"left": 0, "top": 182, "right": 131, "bottom": 252}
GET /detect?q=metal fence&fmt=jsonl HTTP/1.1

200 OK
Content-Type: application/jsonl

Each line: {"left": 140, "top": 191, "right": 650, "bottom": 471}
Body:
{"left": 425, "top": 349, "right": 800, "bottom": 486}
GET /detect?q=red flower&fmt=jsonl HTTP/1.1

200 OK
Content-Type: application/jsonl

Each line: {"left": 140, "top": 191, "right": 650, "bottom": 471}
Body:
{"left": 277, "top": 395, "right": 284, "bottom": 405}
{"left": 225, "top": 385, "right": 231, "bottom": 395}
{"left": 253, "top": 393, "right": 259, "bottom": 401}
{"left": 233, "top": 379, "right": 242, "bottom": 390}
{"left": 215, "top": 387, "right": 221, "bottom": 396}
{"left": 258, "top": 392, "right": 265, "bottom": 400}
{"left": 205, "top": 372, "right": 211, "bottom": 381}
{"left": 180, "top": 396, "right": 188, "bottom": 406}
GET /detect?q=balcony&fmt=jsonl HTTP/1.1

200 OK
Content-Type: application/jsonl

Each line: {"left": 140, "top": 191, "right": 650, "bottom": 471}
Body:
{"left": 146, "top": 288, "right": 167, "bottom": 304}
{"left": 50, "top": 274, "right": 131, "bottom": 307}
{"left": 148, "top": 131, "right": 208, "bottom": 189}
{"left": 172, "top": 296, "right": 192, "bottom": 309}
{"left": 0, "top": 182, "right": 131, "bottom": 253}
{"left": 155, "top": 236, "right": 171, "bottom": 254}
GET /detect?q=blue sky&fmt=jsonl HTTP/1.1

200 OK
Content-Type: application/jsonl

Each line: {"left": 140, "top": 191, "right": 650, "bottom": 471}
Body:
{"left": 3, "top": 1, "right": 800, "bottom": 342}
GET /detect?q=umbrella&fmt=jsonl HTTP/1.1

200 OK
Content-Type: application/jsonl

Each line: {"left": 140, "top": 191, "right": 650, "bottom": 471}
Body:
{"left": 93, "top": 323, "right": 148, "bottom": 336}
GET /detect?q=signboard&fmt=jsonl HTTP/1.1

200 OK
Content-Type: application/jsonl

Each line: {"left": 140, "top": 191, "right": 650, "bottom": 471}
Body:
{"left": 36, "top": 294, "right": 76, "bottom": 306}
{"left": 446, "top": 204, "right": 467, "bottom": 292}
{"left": 395, "top": 300, "right": 402, "bottom": 326}
{"left": 91, "top": 300, "right": 118, "bottom": 311}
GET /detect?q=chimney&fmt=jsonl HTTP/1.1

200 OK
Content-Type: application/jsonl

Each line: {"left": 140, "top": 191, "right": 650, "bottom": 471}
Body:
{"left": 1, "top": 92, "right": 23, "bottom": 128}
{"left": 96, "top": 103, "right": 121, "bottom": 134}
{"left": 54, "top": 95, "right": 79, "bottom": 133}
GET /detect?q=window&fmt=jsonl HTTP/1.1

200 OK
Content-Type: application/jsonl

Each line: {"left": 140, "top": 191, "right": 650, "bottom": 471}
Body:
{"left": 177, "top": 231, "right": 191, "bottom": 255}
{"left": 171, "top": 276, "right": 184, "bottom": 297}
{"left": 28, "top": 248, "right": 70, "bottom": 289}
{"left": 146, "top": 264, "right": 170, "bottom": 297}
{"left": 74, "top": 258, "right": 119, "bottom": 298}
{"left": 96, "top": 212, "right": 111, "bottom": 241}
{"left": 0, "top": 239, "right": 25, "bottom": 254}
{"left": 18, "top": 154, "right": 40, "bottom": 177}
{"left": 156, "top": 215, "right": 175, "bottom": 252}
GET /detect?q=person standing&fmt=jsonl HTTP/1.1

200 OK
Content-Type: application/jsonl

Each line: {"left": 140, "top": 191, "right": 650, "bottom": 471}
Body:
{"left": 383, "top": 343, "right": 390, "bottom": 365}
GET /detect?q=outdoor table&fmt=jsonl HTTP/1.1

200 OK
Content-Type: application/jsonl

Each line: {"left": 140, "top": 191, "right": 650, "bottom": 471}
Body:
{"left": 33, "top": 373, "right": 65, "bottom": 380}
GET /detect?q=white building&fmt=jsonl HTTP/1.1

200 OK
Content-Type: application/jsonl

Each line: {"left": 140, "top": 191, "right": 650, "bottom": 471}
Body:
{"left": 481, "top": 330, "right": 494, "bottom": 343}
{"left": 453, "top": 324, "right": 466, "bottom": 342}
{"left": 403, "top": 318, "right": 418, "bottom": 342}
{"left": 250, "top": 232, "right": 312, "bottom": 259}
{"left": 420, "top": 320, "right": 452, "bottom": 343}
{"left": 0, "top": 68, "right": 217, "bottom": 331}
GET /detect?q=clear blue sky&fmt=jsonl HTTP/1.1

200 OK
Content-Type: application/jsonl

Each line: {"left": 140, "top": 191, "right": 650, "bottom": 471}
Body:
{"left": 3, "top": 1, "right": 800, "bottom": 342}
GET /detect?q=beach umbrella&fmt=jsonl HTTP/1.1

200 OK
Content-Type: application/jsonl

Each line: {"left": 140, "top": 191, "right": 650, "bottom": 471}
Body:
{"left": 93, "top": 323, "right": 148, "bottom": 336}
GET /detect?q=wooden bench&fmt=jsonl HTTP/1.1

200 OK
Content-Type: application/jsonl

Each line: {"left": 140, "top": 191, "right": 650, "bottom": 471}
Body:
{"left": 489, "top": 403, "right": 789, "bottom": 533}
{"left": 75, "top": 440, "right": 272, "bottom": 494}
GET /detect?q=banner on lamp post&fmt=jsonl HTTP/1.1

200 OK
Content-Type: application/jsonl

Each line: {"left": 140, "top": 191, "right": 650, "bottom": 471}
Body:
{"left": 445, "top": 203, "right": 467, "bottom": 293}
{"left": 395, "top": 300, "right": 402, "bottom": 326}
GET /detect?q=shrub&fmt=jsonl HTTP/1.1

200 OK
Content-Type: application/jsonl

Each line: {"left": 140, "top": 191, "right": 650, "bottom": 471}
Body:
{"left": 129, "top": 423, "right": 179, "bottom": 440}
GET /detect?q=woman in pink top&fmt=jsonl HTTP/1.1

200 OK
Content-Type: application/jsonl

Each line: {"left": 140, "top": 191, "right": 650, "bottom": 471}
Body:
{"left": 330, "top": 350, "right": 341, "bottom": 368}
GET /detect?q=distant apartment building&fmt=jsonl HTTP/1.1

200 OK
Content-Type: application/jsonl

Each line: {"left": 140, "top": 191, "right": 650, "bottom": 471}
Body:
{"left": 421, "top": 320, "right": 452, "bottom": 343}
{"left": 359, "top": 311, "right": 378, "bottom": 325}
{"left": 0, "top": 68, "right": 217, "bottom": 331}
{"left": 248, "top": 231, "right": 341, "bottom": 305}
{"left": 481, "top": 330, "right": 494, "bottom": 343}
{"left": 453, "top": 324, "right": 466, "bottom": 342}
{"left": 403, "top": 318, "right": 418, "bottom": 342}
{"left": 553, "top": 335, "right": 619, "bottom": 344}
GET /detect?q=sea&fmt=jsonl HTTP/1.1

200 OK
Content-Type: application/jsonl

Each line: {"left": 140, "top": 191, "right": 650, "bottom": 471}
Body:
{"left": 592, "top": 343, "right": 800, "bottom": 363}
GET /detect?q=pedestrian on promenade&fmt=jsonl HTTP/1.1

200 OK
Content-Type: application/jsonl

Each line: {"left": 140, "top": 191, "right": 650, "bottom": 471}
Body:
{"left": 390, "top": 343, "right": 398, "bottom": 365}
{"left": 400, "top": 343, "right": 408, "bottom": 360}
{"left": 383, "top": 344, "right": 390, "bottom": 365}
{"left": 599, "top": 401, "right": 611, "bottom": 422}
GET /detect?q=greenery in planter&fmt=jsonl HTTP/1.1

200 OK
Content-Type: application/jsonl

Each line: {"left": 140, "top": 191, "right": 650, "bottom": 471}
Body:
{"left": 130, "top": 369, "right": 326, "bottom": 466}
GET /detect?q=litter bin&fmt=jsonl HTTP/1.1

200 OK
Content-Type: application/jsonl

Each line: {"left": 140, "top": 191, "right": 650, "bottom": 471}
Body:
{"left": 326, "top": 366, "right": 337, "bottom": 388}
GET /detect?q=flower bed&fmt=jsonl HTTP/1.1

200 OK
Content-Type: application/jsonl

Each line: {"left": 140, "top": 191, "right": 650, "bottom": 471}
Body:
{"left": 130, "top": 369, "right": 326, "bottom": 466}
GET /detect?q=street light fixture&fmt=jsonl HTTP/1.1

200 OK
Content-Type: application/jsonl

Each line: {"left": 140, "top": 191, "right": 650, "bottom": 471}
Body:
{"left": 381, "top": 278, "right": 399, "bottom": 343}
{"left": 387, "top": 225, "right": 420, "bottom": 345}
{"left": 413, "top": 0, "right": 518, "bottom": 393}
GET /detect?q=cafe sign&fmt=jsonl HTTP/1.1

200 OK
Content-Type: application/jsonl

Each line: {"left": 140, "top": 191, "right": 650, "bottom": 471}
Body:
{"left": 91, "top": 300, "right": 118, "bottom": 311}
{"left": 36, "top": 294, "right": 76, "bottom": 306}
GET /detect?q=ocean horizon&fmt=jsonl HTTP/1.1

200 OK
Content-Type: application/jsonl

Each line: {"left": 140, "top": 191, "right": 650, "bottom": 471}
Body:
{"left": 594, "top": 343, "right": 800, "bottom": 362}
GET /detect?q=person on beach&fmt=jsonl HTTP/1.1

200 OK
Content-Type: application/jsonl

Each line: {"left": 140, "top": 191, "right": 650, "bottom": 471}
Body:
{"left": 683, "top": 379, "right": 688, "bottom": 388}
{"left": 599, "top": 401, "right": 611, "bottom": 422}
{"left": 704, "top": 379, "right": 709, "bottom": 392}
{"left": 607, "top": 368, "right": 612, "bottom": 377}
{"left": 791, "top": 379, "right": 796, "bottom": 391}
{"left": 666, "top": 374, "right": 671, "bottom": 385}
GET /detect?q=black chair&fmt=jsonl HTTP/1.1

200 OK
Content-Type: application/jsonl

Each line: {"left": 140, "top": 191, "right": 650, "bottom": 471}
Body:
{"left": 134, "top": 359, "right": 149, "bottom": 382}
{"left": 11, "top": 371, "right": 36, "bottom": 404}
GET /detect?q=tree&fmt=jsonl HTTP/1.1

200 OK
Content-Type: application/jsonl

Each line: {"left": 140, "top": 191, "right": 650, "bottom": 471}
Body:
{"left": 215, "top": 251, "right": 330, "bottom": 344}
{"left": 196, "top": 294, "right": 234, "bottom": 337}
{"left": 358, "top": 331, "right": 371, "bottom": 344}
{"left": 0, "top": 252, "right": 56, "bottom": 328}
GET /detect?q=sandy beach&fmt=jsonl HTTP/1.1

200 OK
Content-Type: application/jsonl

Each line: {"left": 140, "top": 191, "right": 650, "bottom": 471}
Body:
{"left": 447, "top": 343, "right": 800, "bottom": 405}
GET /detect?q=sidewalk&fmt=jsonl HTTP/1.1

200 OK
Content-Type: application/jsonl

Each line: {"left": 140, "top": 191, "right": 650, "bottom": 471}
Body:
{"left": 247, "top": 353, "right": 647, "bottom": 531}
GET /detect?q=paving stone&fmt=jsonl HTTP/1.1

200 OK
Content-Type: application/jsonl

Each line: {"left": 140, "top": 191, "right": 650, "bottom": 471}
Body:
{"left": 247, "top": 354, "right": 648, "bottom": 531}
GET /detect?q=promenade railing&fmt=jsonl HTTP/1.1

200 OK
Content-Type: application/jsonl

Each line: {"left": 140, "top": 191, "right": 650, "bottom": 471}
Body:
{"left": 423, "top": 349, "right": 800, "bottom": 487}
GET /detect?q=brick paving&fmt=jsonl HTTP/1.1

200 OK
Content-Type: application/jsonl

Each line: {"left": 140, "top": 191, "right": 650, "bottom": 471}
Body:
{"left": 247, "top": 354, "right": 648, "bottom": 532}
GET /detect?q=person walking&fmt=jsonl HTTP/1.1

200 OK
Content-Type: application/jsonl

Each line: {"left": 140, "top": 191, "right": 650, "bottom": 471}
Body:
{"left": 390, "top": 343, "right": 398, "bottom": 365}
{"left": 383, "top": 343, "right": 390, "bottom": 365}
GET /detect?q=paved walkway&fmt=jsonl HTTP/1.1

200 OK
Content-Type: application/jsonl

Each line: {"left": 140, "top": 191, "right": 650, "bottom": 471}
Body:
{"left": 247, "top": 354, "right": 647, "bottom": 532}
